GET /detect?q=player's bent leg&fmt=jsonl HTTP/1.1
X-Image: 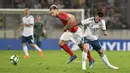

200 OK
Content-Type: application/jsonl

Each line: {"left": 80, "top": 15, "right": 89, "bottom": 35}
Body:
{"left": 82, "top": 44, "right": 94, "bottom": 69}
{"left": 78, "top": 44, "right": 83, "bottom": 51}
{"left": 81, "top": 44, "right": 89, "bottom": 70}
{"left": 92, "top": 40, "right": 118, "bottom": 69}
{"left": 87, "top": 50, "right": 95, "bottom": 68}
{"left": 35, "top": 35, "right": 40, "bottom": 47}
{"left": 30, "top": 43, "right": 35, "bottom": 48}
{"left": 22, "top": 43, "right": 30, "bottom": 58}
{"left": 83, "top": 44, "right": 94, "bottom": 68}
{"left": 78, "top": 44, "right": 87, "bottom": 69}
{"left": 58, "top": 40, "right": 74, "bottom": 56}
{"left": 30, "top": 44, "right": 43, "bottom": 56}
{"left": 58, "top": 40, "right": 77, "bottom": 64}
{"left": 97, "top": 50, "right": 119, "bottom": 69}
{"left": 82, "top": 50, "right": 87, "bottom": 70}
{"left": 30, "top": 43, "right": 42, "bottom": 51}
{"left": 60, "top": 31, "right": 78, "bottom": 64}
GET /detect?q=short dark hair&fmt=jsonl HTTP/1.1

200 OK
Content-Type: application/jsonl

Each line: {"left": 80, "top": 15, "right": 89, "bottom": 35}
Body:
{"left": 96, "top": 12, "right": 104, "bottom": 17}
{"left": 50, "top": 5, "right": 58, "bottom": 11}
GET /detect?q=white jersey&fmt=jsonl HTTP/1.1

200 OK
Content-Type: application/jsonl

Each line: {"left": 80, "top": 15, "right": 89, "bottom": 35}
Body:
{"left": 22, "top": 15, "right": 34, "bottom": 37}
{"left": 81, "top": 17, "right": 106, "bottom": 41}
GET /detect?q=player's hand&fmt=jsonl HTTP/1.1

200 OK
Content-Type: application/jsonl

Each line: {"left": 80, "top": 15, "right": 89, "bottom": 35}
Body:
{"left": 104, "top": 31, "right": 108, "bottom": 36}
{"left": 16, "top": 28, "right": 21, "bottom": 32}
{"left": 21, "top": 24, "right": 25, "bottom": 26}
{"left": 63, "top": 28, "right": 68, "bottom": 32}
{"left": 17, "top": 24, "right": 24, "bottom": 32}
{"left": 25, "top": 24, "right": 31, "bottom": 27}
{"left": 41, "top": 32, "right": 45, "bottom": 37}
{"left": 63, "top": 26, "right": 69, "bottom": 32}
{"left": 41, "top": 30, "right": 46, "bottom": 36}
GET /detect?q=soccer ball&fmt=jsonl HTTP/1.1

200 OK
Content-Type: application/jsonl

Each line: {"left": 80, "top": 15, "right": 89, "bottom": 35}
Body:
{"left": 10, "top": 55, "right": 19, "bottom": 65}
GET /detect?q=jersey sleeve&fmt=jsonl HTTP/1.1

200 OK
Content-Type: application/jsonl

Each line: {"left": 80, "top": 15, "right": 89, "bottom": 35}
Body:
{"left": 22, "top": 17, "right": 24, "bottom": 24}
{"left": 81, "top": 19, "right": 92, "bottom": 25}
{"left": 28, "top": 16, "right": 34, "bottom": 25}
{"left": 58, "top": 12, "right": 69, "bottom": 21}
{"left": 101, "top": 19, "right": 106, "bottom": 30}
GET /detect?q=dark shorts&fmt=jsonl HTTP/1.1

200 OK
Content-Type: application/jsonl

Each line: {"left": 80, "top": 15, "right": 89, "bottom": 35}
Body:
{"left": 21, "top": 35, "right": 34, "bottom": 44}
{"left": 82, "top": 37, "right": 102, "bottom": 51}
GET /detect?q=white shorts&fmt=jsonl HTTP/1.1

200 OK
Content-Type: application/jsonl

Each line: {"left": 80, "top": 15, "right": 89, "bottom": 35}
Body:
{"left": 60, "top": 27, "right": 83, "bottom": 45}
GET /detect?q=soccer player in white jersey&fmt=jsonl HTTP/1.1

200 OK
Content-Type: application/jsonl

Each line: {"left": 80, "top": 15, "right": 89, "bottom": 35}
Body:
{"left": 17, "top": 8, "right": 43, "bottom": 58}
{"left": 76, "top": 12, "right": 119, "bottom": 70}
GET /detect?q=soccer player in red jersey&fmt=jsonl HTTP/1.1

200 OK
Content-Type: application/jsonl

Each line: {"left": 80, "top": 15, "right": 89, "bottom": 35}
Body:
{"left": 50, "top": 5, "right": 94, "bottom": 65}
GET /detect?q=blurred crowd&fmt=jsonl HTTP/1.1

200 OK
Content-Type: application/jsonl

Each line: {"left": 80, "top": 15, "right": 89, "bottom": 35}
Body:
{"left": 0, "top": 0, "right": 129, "bottom": 29}
{"left": 9, "top": 0, "right": 86, "bottom": 9}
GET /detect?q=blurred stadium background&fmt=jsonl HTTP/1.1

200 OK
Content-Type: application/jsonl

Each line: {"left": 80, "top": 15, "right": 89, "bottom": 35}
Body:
{"left": 0, "top": 0, "right": 130, "bottom": 51}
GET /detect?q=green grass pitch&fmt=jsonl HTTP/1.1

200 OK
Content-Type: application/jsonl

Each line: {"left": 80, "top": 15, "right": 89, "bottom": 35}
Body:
{"left": 0, "top": 50, "right": 130, "bottom": 73}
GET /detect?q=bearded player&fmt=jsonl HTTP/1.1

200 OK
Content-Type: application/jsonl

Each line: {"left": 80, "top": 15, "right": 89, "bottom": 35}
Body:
{"left": 50, "top": 5, "right": 94, "bottom": 66}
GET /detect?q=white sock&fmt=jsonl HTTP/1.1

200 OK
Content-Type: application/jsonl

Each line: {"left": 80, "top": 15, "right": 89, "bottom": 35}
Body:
{"left": 23, "top": 46, "right": 29, "bottom": 56}
{"left": 101, "top": 54, "right": 114, "bottom": 67}
{"left": 82, "top": 50, "right": 87, "bottom": 69}
{"left": 101, "top": 54, "right": 119, "bottom": 69}
{"left": 34, "top": 44, "right": 42, "bottom": 51}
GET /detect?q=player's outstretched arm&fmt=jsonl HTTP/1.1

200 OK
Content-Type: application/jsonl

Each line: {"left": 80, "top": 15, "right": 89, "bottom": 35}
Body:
{"left": 76, "top": 22, "right": 83, "bottom": 26}
{"left": 70, "top": 22, "right": 83, "bottom": 28}
{"left": 16, "top": 24, "right": 24, "bottom": 32}
{"left": 68, "top": 18, "right": 92, "bottom": 29}
{"left": 103, "top": 30, "right": 108, "bottom": 36}
{"left": 101, "top": 20, "right": 108, "bottom": 36}
{"left": 63, "top": 17, "right": 72, "bottom": 32}
{"left": 24, "top": 24, "right": 33, "bottom": 27}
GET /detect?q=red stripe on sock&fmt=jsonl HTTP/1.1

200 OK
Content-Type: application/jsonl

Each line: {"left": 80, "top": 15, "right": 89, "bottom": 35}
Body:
{"left": 60, "top": 44, "right": 74, "bottom": 56}
{"left": 87, "top": 50, "right": 93, "bottom": 62}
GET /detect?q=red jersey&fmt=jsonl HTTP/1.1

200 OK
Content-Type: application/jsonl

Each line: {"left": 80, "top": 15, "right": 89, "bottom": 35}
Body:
{"left": 57, "top": 12, "right": 78, "bottom": 32}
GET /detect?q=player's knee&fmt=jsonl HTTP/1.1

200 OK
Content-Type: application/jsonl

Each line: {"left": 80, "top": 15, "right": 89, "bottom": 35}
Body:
{"left": 58, "top": 40, "right": 65, "bottom": 46}
{"left": 22, "top": 43, "right": 26, "bottom": 46}
{"left": 97, "top": 49, "right": 104, "bottom": 55}
{"left": 83, "top": 44, "right": 89, "bottom": 51}
{"left": 78, "top": 44, "right": 84, "bottom": 51}
{"left": 30, "top": 44, "right": 35, "bottom": 48}
{"left": 78, "top": 44, "right": 82, "bottom": 48}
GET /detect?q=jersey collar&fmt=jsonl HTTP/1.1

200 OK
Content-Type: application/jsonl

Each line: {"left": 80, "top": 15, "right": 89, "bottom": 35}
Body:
{"left": 94, "top": 17, "right": 98, "bottom": 23}
{"left": 25, "top": 15, "right": 30, "bottom": 18}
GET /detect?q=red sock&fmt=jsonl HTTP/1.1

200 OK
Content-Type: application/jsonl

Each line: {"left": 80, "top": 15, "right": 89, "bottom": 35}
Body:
{"left": 87, "top": 50, "right": 93, "bottom": 62}
{"left": 60, "top": 44, "right": 74, "bottom": 56}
